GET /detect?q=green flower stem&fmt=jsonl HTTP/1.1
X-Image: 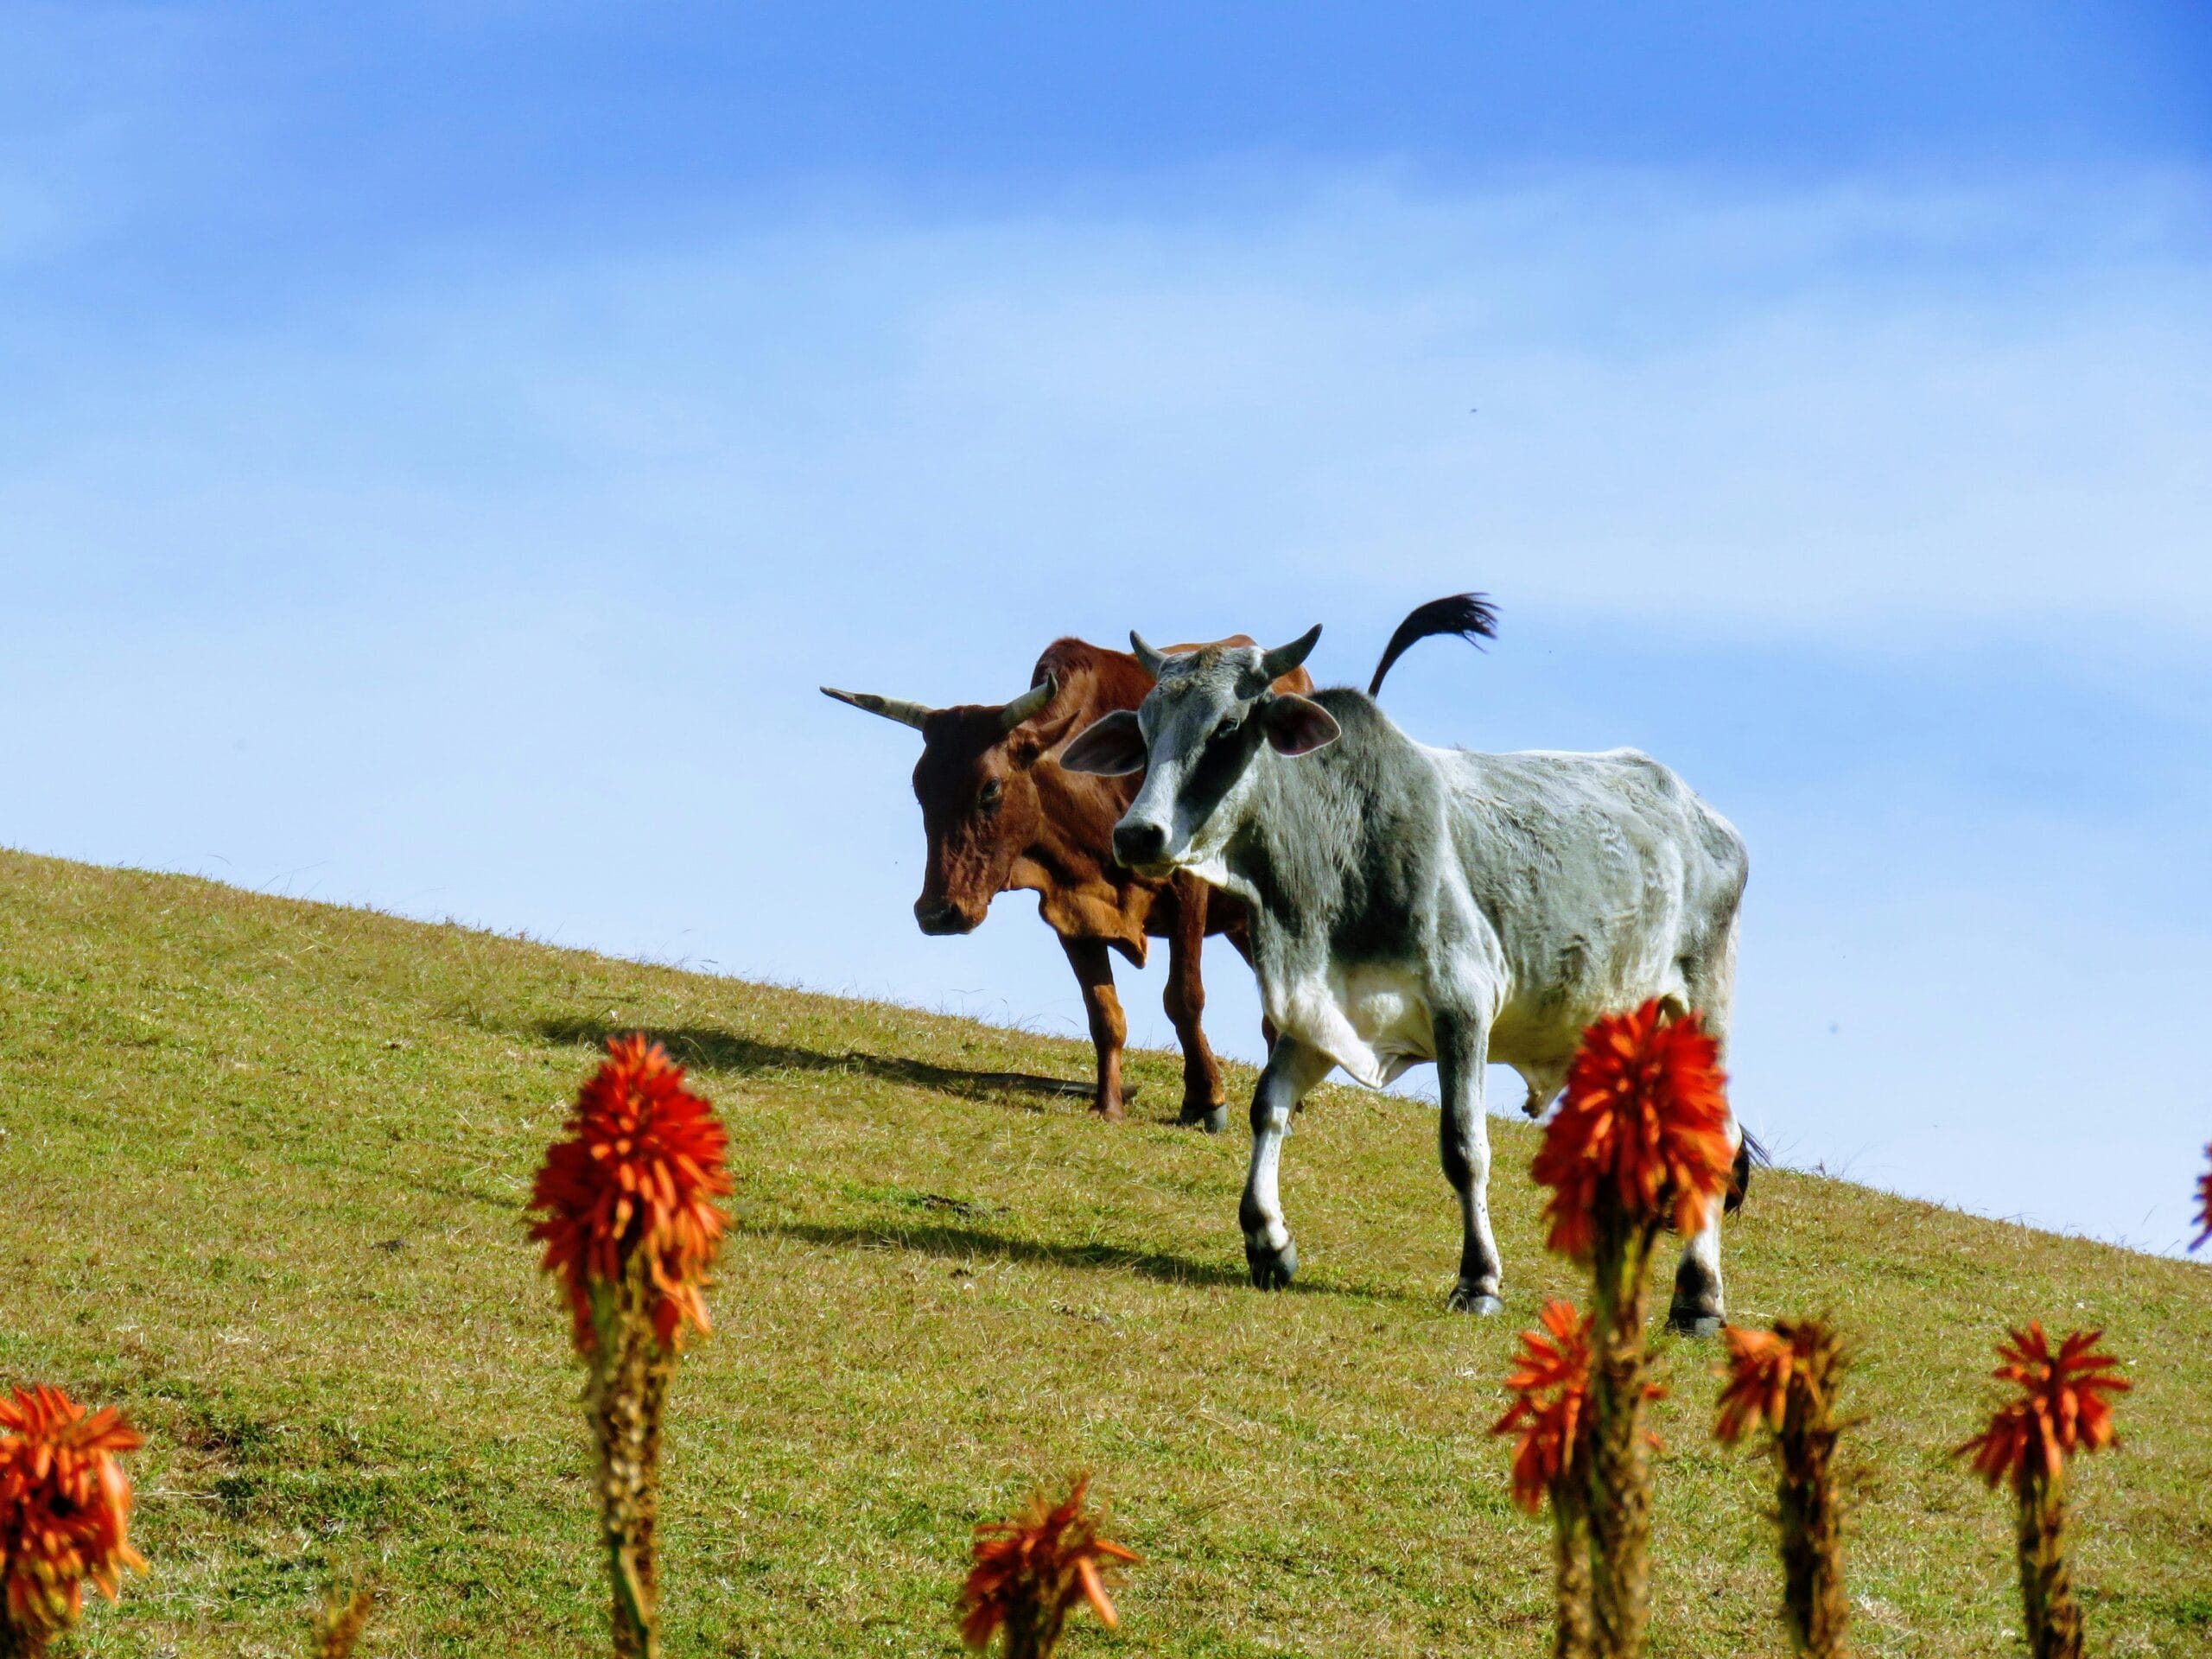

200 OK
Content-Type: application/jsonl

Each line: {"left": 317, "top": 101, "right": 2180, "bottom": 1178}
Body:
{"left": 587, "top": 1265, "right": 674, "bottom": 1659}
{"left": 2017, "top": 1466, "right": 2083, "bottom": 1659}
{"left": 1586, "top": 1213, "right": 1659, "bottom": 1659}
{"left": 1550, "top": 1459, "right": 1595, "bottom": 1659}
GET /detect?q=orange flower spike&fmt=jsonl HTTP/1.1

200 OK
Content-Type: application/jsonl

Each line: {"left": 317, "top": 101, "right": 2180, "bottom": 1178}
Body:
{"left": 2191, "top": 1141, "right": 2210, "bottom": 1253}
{"left": 958, "top": 1476, "right": 1138, "bottom": 1653}
{"left": 1491, "top": 1299, "right": 1593, "bottom": 1514}
{"left": 0, "top": 1384, "right": 146, "bottom": 1637}
{"left": 1959, "top": 1324, "right": 2130, "bottom": 1493}
{"left": 528, "top": 1034, "right": 734, "bottom": 1351}
{"left": 1531, "top": 1000, "right": 1735, "bottom": 1259}
{"left": 1713, "top": 1325, "right": 1794, "bottom": 1446}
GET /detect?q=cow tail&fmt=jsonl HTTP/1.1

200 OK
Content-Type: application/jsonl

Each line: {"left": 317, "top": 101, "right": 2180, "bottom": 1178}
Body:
{"left": 1367, "top": 593, "right": 1499, "bottom": 697}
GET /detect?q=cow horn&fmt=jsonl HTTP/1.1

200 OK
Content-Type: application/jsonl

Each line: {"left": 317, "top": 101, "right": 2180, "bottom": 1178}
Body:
{"left": 821, "top": 686, "right": 935, "bottom": 730}
{"left": 998, "top": 674, "right": 1056, "bottom": 732}
{"left": 1128, "top": 632, "right": 1167, "bottom": 677}
{"left": 1261, "top": 624, "right": 1323, "bottom": 682}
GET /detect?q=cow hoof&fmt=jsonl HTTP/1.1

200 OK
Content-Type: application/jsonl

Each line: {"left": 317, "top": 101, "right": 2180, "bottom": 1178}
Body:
{"left": 1667, "top": 1306, "right": 1726, "bottom": 1338}
{"left": 1179, "top": 1104, "right": 1229, "bottom": 1135}
{"left": 1448, "top": 1287, "right": 1505, "bottom": 1316}
{"left": 1246, "top": 1238, "right": 1299, "bottom": 1290}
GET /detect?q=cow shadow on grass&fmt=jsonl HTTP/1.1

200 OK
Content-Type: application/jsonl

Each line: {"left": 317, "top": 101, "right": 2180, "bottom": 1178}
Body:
{"left": 535, "top": 1018, "right": 1129, "bottom": 1109}
{"left": 755, "top": 1218, "right": 1257, "bottom": 1292}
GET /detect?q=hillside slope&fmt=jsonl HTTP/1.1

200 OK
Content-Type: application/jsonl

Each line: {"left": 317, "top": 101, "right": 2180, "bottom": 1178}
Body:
{"left": 1, "top": 849, "right": 2207, "bottom": 1657}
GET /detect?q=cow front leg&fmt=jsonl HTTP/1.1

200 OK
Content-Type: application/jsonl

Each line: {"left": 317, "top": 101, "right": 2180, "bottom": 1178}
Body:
{"left": 1666, "top": 1115, "right": 1739, "bottom": 1336}
{"left": 1219, "top": 912, "right": 1279, "bottom": 1052}
{"left": 1238, "top": 1036, "right": 1334, "bottom": 1289}
{"left": 1058, "top": 936, "right": 1128, "bottom": 1122}
{"left": 1163, "top": 876, "right": 1228, "bottom": 1132}
{"left": 1435, "top": 1009, "right": 1504, "bottom": 1313}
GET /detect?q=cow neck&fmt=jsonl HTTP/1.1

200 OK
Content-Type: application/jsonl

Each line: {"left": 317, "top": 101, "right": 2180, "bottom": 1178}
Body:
{"left": 1023, "top": 760, "right": 1155, "bottom": 955}
{"left": 1220, "top": 692, "right": 1425, "bottom": 975}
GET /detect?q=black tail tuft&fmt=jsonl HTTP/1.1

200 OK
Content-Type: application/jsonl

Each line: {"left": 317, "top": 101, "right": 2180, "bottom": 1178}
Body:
{"left": 1726, "top": 1127, "right": 1770, "bottom": 1216}
{"left": 1367, "top": 593, "right": 1498, "bottom": 697}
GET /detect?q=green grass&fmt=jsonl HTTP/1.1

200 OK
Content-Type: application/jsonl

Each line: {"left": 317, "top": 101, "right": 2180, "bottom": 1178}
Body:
{"left": 3, "top": 848, "right": 2208, "bottom": 1658}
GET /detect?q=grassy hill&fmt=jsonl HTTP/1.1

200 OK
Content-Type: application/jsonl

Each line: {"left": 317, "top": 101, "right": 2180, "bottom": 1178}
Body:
{"left": 2, "top": 849, "right": 2208, "bottom": 1658}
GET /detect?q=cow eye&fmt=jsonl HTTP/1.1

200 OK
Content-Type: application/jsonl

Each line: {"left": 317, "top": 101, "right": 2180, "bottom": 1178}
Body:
{"left": 978, "top": 779, "right": 1003, "bottom": 810}
{"left": 1213, "top": 715, "right": 1241, "bottom": 741}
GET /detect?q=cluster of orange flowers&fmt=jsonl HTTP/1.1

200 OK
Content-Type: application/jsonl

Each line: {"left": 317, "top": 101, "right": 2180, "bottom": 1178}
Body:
{"left": 1492, "top": 1300, "right": 1594, "bottom": 1514}
{"left": 1529, "top": 1000, "right": 1735, "bottom": 1257}
{"left": 1714, "top": 1319, "right": 1840, "bottom": 1446}
{"left": 2193, "top": 1142, "right": 2210, "bottom": 1254}
{"left": 1959, "top": 1324, "right": 2129, "bottom": 1495}
{"left": 958, "top": 1476, "right": 1137, "bottom": 1655}
{"left": 0, "top": 1385, "right": 144, "bottom": 1643}
{"left": 1493, "top": 1299, "right": 1671, "bottom": 1512}
{"left": 529, "top": 1034, "right": 734, "bottom": 1351}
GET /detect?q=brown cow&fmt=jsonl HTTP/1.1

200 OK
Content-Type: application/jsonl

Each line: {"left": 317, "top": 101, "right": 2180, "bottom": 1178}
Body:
{"left": 823, "top": 635, "right": 1313, "bottom": 1128}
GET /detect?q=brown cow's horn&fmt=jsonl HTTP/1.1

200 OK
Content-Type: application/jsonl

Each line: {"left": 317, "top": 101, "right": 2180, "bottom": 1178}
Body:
{"left": 1261, "top": 624, "right": 1323, "bottom": 683}
{"left": 821, "top": 686, "right": 935, "bottom": 730}
{"left": 1128, "top": 632, "right": 1167, "bottom": 677}
{"left": 998, "top": 675, "right": 1056, "bottom": 731}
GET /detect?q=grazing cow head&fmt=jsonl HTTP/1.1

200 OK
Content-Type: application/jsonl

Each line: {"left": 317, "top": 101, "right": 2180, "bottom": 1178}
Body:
{"left": 821, "top": 677, "right": 1058, "bottom": 934}
{"left": 1060, "top": 628, "right": 1336, "bottom": 876}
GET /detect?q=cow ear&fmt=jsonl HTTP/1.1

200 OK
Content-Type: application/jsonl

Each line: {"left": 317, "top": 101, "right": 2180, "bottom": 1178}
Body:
{"left": 1262, "top": 693, "right": 1340, "bottom": 758}
{"left": 1058, "top": 710, "right": 1148, "bottom": 776}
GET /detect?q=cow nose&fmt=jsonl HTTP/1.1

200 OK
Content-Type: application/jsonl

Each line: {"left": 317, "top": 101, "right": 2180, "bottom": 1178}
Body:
{"left": 914, "top": 897, "right": 974, "bottom": 936}
{"left": 1114, "top": 820, "right": 1168, "bottom": 868}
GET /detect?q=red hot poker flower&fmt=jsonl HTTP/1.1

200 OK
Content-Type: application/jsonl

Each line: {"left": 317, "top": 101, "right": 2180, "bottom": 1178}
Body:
{"left": 1959, "top": 1324, "right": 2129, "bottom": 1494}
{"left": 1491, "top": 1299, "right": 1594, "bottom": 1515}
{"left": 1491, "top": 1300, "right": 1662, "bottom": 1516}
{"left": 1714, "top": 1325, "right": 1792, "bottom": 1446}
{"left": 959, "top": 1476, "right": 1138, "bottom": 1655}
{"left": 2192, "top": 1141, "right": 2210, "bottom": 1253}
{"left": 0, "top": 1384, "right": 146, "bottom": 1638}
{"left": 529, "top": 1034, "right": 734, "bottom": 1351}
{"left": 1531, "top": 1000, "right": 1735, "bottom": 1260}
{"left": 1714, "top": 1319, "right": 1845, "bottom": 1446}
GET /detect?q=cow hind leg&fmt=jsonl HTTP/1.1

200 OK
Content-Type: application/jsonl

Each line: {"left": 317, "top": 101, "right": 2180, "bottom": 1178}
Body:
{"left": 1238, "top": 1037, "right": 1333, "bottom": 1289}
{"left": 1436, "top": 1010, "right": 1504, "bottom": 1313}
{"left": 1667, "top": 927, "right": 1742, "bottom": 1336}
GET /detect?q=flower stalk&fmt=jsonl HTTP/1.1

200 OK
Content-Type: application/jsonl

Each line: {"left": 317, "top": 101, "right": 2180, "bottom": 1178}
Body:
{"left": 1494, "top": 1299, "right": 1632, "bottom": 1659}
{"left": 0, "top": 1385, "right": 145, "bottom": 1659}
{"left": 1959, "top": 1325, "right": 2128, "bottom": 1659}
{"left": 1531, "top": 1001, "right": 1734, "bottom": 1659}
{"left": 529, "top": 1035, "right": 733, "bottom": 1659}
{"left": 958, "top": 1476, "right": 1137, "bottom": 1658}
{"left": 1715, "top": 1319, "right": 1850, "bottom": 1657}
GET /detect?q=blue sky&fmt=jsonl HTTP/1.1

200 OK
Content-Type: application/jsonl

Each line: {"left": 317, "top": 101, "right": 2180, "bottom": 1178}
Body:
{"left": 4, "top": 3, "right": 2210, "bottom": 1254}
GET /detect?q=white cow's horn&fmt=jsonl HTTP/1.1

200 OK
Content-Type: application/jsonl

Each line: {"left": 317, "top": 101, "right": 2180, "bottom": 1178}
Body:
{"left": 998, "top": 675, "right": 1057, "bottom": 731}
{"left": 1261, "top": 624, "right": 1323, "bottom": 683}
{"left": 1128, "top": 632, "right": 1168, "bottom": 677}
{"left": 821, "top": 686, "right": 935, "bottom": 730}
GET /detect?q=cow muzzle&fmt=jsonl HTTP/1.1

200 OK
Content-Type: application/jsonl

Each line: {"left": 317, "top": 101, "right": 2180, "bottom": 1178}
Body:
{"left": 1112, "top": 819, "right": 1172, "bottom": 873}
{"left": 913, "top": 896, "right": 981, "bottom": 936}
